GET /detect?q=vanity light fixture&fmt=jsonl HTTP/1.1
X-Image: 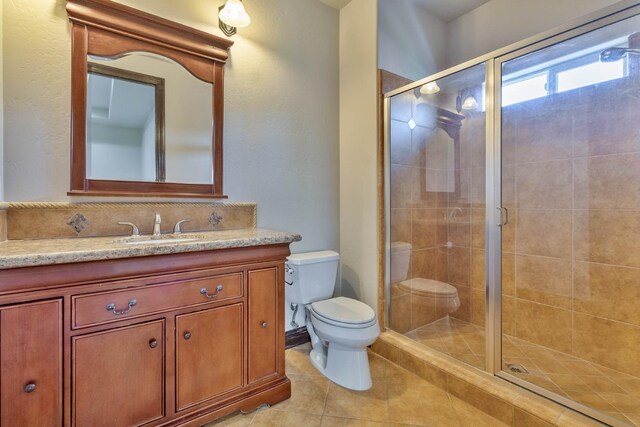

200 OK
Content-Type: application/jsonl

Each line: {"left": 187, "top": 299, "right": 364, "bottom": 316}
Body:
{"left": 218, "top": 0, "right": 251, "bottom": 37}
{"left": 420, "top": 81, "right": 440, "bottom": 95}
{"left": 462, "top": 95, "right": 478, "bottom": 110}
{"left": 456, "top": 88, "right": 478, "bottom": 112}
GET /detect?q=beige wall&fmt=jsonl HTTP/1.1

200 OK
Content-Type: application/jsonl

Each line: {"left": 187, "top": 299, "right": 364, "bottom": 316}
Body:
{"left": 2, "top": 0, "right": 339, "bottom": 253}
{"left": 3, "top": 0, "right": 70, "bottom": 202}
{"left": 0, "top": 0, "right": 3, "bottom": 201}
{"left": 339, "top": 0, "right": 378, "bottom": 310}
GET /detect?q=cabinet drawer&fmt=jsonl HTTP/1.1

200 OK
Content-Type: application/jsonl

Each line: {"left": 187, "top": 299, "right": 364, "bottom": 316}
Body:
{"left": 73, "top": 272, "right": 243, "bottom": 328}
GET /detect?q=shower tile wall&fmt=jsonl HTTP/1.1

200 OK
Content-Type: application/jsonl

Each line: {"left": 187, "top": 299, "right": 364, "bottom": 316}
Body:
{"left": 501, "top": 77, "right": 640, "bottom": 378}
{"left": 389, "top": 89, "right": 487, "bottom": 340}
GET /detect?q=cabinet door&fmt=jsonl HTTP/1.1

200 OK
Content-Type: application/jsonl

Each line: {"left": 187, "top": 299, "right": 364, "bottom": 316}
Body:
{"left": 73, "top": 320, "right": 164, "bottom": 427}
{"left": 1, "top": 299, "right": 62, "bottom": 427}
{"left": 248, "top": 268, "right": 278, "bottom": 383}
{"left": 176, "top": 304, "right": 243, "bottom": 410}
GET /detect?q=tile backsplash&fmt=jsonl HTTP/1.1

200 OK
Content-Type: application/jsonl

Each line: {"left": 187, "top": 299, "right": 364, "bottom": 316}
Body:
{"left": 5, "top": 202, "right": 257, "bottom": 240}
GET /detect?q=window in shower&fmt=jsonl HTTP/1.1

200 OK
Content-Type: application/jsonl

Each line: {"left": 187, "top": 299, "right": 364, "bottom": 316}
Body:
{"left": 502, "top": 48, "right": 628, "bottom": 107}
{"left": 502, "top": 72, "right": 548, "bottom": 106}
{"left": 388, "top": 63, "right": 487, "bottom": 370}
{"left": 498, "top": 13, "right": 640, "bottom": 427}
{"left": 556, "top": 58, "right": 625, "bottom": 91}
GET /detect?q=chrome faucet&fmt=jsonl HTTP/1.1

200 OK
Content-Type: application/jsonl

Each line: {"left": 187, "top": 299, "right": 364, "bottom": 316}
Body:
{"left": 153, "top": 213, "right": 162, "bottom": 236}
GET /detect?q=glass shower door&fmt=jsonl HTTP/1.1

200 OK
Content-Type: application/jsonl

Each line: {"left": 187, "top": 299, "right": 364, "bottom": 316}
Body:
{"left": 498, "top": 13, "right": 640, "bottom": 427}
{"left": 387, "top": 63, "right": 488, "bottom": 370}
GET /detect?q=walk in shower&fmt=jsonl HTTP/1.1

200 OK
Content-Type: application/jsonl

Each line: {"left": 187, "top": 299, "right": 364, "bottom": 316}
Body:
{"left": 385, "top": 5, "right": 640, "bottom": 426}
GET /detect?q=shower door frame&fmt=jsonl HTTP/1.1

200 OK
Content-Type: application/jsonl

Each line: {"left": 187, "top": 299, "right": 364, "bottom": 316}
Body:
{"left": 489, "top": 5, "right": 640, "bottom": 426}
{"left": 384, "top": 2, "right": 640, "bottom": 426}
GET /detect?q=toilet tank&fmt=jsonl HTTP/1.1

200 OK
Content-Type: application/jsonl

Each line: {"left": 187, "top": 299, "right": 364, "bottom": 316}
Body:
{"left": 286, "top": 250, "right": 339, "bottom": 304}
{"left": 390, "top": 241, "right": 412, "bottom": 284}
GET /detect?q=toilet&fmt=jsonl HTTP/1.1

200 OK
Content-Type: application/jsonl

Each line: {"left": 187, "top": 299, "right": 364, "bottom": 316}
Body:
{"left": 390, "top": 241, "right": 412, "bottom": 284}
{"left": 399, "top": 278, "right": 461, "bottom": 327}
{"left": 390, "top": 241, "right": 461, "bottom": 328}
{"left": 286, "top": 250, "right": 380, "bottom": 391}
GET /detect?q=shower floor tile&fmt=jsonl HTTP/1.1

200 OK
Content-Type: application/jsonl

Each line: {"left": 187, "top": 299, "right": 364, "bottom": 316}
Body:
{"left": 405, "top": 317, "right": 640, "bottom": 426}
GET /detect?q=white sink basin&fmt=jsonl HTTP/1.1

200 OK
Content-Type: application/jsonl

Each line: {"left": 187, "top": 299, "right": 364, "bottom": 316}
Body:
{"left": 122, "top": 238, "right": 198, "bottom": 245}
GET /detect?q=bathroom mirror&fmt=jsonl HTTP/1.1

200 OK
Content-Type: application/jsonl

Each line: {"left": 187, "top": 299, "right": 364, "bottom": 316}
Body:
{"left": 87, "top": 61, "right": 166, "bottom": 183}
{"left": 67, "top": 0, "right": 233, "bottom": 198}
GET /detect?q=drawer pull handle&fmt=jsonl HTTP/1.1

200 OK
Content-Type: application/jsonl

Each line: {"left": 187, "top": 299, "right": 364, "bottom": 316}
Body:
{"left": 105, "top": 299, "right": 137, "bottom": 315}
{"left": 24, "top": 383, "right": 36, "bottom": 393}
{"left": 183, "top": 331, "right": 192, "bottom": 340}
{"left": 200, "top": 285, "right": 224, "bottom": 299}
{"left": 149, "top": 339, "right": 158, "bottom": 349}
{"left": 261, "top": 321, "right": 268, "bottom": 328}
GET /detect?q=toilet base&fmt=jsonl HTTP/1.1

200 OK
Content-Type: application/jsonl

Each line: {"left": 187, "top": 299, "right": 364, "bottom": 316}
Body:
{"left": 309, "top": 343, "right": 372, "bottom": 391}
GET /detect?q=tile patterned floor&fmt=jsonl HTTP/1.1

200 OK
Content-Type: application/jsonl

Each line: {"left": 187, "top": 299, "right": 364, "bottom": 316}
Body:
{"left": 406, "top": 317, "right": 640, "bottom": 426}
{"left": 206, "top": 343, "right": 508, "bottom": 427}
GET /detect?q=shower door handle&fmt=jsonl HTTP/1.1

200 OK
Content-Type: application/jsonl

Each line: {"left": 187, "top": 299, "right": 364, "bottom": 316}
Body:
{"left": 497, "top": 207, "right": 509, "bottom": 227}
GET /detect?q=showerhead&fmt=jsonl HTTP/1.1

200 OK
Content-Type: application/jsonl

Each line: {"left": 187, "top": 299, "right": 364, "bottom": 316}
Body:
{"left": 599, "top": 47, "right": 640, "bottom": 62}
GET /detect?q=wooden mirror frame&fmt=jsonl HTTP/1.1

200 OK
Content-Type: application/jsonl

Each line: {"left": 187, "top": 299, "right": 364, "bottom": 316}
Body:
{"left": 66, "top": 0, "right": 233, "bottom": 198}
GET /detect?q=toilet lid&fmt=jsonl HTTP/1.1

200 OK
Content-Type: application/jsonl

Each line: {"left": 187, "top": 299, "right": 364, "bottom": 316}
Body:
{"left": 311, "top": 297, "right": 376, "bottom": 325}
{"left": 398, "top": 278, "right": 458, "bottom": 297}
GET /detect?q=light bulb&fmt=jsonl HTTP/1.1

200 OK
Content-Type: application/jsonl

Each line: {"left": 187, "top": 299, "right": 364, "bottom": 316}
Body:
{"left": 420, "top": 81, "right": 440, "bottom": 95}
{"left": 462, "top": 95, "right": 478, "bottom": 110}
{"left": 219, "top": 0, "right": 251, "bottom": 28}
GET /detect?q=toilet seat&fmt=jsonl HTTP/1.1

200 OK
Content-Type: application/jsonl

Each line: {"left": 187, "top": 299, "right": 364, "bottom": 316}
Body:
{"left": 398, "top": 278, "right": 458, "bottom": 298}
{"left": 310, "top": 297, "right": 377, "bottom": 329}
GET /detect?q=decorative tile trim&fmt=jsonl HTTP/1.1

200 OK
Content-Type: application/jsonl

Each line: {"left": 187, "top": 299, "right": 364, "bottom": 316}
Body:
{"left": 209, "top": 211, "right": 223, "bottom": 228}
{"left": 66, "top": 213, "right": 90, "bottom": 234}
{"left": 7, "top": 202, "right": 257, "bottom": 209}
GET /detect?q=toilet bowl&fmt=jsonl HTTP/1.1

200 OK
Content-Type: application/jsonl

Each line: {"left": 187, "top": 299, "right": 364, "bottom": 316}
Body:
{"left": 286, "top": 251, "right": 380, "bottom": 391}
{"left": 398, "top": 278, "right": 460, "bottom": 328}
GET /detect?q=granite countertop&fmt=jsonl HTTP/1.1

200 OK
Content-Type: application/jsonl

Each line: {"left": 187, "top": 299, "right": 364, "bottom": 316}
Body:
{"left": 0, "top": 228, "right": 301, "bottom": 269}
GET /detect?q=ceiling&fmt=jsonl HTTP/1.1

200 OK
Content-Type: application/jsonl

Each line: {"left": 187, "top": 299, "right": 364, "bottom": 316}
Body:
{"left": 319, "top": 0, "right": 490, "bottom": 19}
{"left": 318, "top": 0, "right": 352, "bottom": 10}
{"left": 411, "top": 0, "right": 491, "bottom": 22}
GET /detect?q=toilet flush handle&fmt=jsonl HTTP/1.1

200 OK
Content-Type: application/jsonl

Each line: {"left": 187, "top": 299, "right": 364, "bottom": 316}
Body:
{"left": 284, "top": 264, "right": 295, "bottom": 286}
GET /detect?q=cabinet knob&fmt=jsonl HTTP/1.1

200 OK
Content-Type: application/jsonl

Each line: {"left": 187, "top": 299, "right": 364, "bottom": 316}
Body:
{"left": 149, "top": 339, "right": 158, "bottom": 349}
{"left": 183, "top": 331, "right": 192, "bottom": 340}
{"left": 24, "top": 383, "right": 36, "bottom": 393}
{"left": 261, "top": 321, "right": 268, "bottom": 328}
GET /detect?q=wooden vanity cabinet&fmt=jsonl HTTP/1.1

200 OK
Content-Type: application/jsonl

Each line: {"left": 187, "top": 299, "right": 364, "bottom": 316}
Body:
{"left": 72, "top": 320, "right": 165, "bottom": 427}
{"left": 176, "top": 304, "right": 244, "bottom": 410}
{"left": 0, "top": 244, "right": 291, "bottom": 427}
{"left": 0, "top": 300, "right": 62, "bottom": 427}
{"left": 248, "top": 268, "right": 280, "bottom": 384}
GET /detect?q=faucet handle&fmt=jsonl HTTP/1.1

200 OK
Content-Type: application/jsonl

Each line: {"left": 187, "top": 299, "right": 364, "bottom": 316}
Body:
{"left": 118, "top": 222, "right": 140, "bottom": 236}
{"left": 173, "top": 219, "right": 191, "bottom": 234}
